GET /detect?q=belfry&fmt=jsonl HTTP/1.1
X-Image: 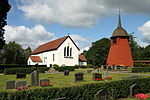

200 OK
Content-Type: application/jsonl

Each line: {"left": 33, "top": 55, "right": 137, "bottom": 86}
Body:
{"left": 106, "top": 13, "right": 133, "bottom": 67}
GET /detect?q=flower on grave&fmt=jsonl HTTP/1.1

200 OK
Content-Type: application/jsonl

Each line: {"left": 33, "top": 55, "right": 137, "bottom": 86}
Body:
{"left": 16, "top": 86, "right": 28, "bottom": 90}
{"left": 41, "top": 81, "right": 51, "bottom": 86}
{"left": 94, "top": 78, "right": 103, "bottom": 81}
{"left": 104, "top": 77, "right": 112, "bottom": 80}
{"left": 135, "top": 93, "right": 149, "bottom": 99}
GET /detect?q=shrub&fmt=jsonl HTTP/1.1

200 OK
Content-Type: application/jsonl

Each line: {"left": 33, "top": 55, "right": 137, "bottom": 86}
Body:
{"left": 4, "top": 67, "right": 49, "bottom": 74}
{"left": 0, "top": 78, "right": 150, "bottom": 100}
{"left": 134, "top": 63, "right": 150, "bottom": 67}
{"left": 53, "top": 66, "right": 75, "bottom": 72}
{"left": 132, "top": 67, "right": 150, "bottom": 73}
{"left": 0, "top": 69, "right": 4, "bottom": 73}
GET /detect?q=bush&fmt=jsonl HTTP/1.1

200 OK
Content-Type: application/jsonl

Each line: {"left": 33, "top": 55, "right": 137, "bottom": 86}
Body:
{"left": 53, "top": 66, "right": 75, "bottom": 72}
{"left": 134, "top": 63, "right": 150, "bottom": 67}
{"left": 4, "top": 67, "right": 49, "bottom": 74}
{"left": 0, "top": 78, "right": 150, "bottom": 100}
{"left": 0, "top": 69, "right": 4, "bottom": 73}
{"left": 132, "top": 67, "right": 150, "bottom": 73}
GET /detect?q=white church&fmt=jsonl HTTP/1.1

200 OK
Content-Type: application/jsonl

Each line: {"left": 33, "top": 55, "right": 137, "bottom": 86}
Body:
{"left": 28, "top": 36, "right": 87, "bottom": 67}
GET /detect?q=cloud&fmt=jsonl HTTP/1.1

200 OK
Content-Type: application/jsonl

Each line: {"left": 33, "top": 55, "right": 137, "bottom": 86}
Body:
{"left": 4, "top": 25, "right": 55, "bottom": 50}
{"left": 70, "top": 34, "right": 90, "bottom": 52}
{"left": 16, "top": 0, "right": 150, "bottom": 28}
{"left": 138, "top": 21, "right": 150, "bottom": 46}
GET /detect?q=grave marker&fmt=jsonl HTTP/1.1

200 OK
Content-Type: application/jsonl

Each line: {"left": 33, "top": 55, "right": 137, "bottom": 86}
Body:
{"left": 64, "top": 70, "right": 69, "bottom": 76}
{"left": 130, "top": 84, "right": 141, "bottom": 97}
{"left": 16, "top": 73, "right": 26, "bottom": 79}
{"left": 31, "top": 70, "right": 39, "bottom": 86}
{"left": 75, "top": 73, "right": 84, "bottom": 82}
{"left": 104, "top": 71, "right": 110, "bottom": 78}
{"left": 94, "top": 89, "right": 111, "bottom": 100}
{"left": 15, "top": 81, "right": 26, "bottom": 89}
{"left": 93, "top": 73, "right": 102, "bottom": 80}
{"left": 6, "top": 81, "right": 15, "bottom": 89}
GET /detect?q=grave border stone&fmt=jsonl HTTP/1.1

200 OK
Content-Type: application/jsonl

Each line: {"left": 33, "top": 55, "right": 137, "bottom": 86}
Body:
{"left": 6, "top": 80, "right": 16, "bottom": 89}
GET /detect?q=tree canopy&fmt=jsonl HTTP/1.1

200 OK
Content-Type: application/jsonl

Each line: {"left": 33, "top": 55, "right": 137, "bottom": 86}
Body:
{"left": 0, "top": 0, "right": 11, "bottom": 49}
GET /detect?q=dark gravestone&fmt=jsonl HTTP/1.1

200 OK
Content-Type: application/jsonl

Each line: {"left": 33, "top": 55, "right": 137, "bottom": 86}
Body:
{"left": 15, "top": 81, "right": 26, "bottom": 89}
{"left": 16, "top": 73, "right": 26, "bottom": 79}
{"left": 130, "top": 84, "right": 141, "bottom": 97}
{"left": 75, "top": 73, "right": 84, "bottom": 82}
{"left": 64, "top": 70, "right": 69, "bottom": 76}
{"left": 94, "top": 89, "right": 111, "bottom": 100}
{"left": 93, "top": 73, "right": 102, "bottom": 80}
{"left": 31, "top": 70, "right": 39, "bottom": 86}
{"left": 6, "top": 81, "right": 15, "bottom": 89}
{"left": 40, "top": 79, "right": 51, "bottom": 87}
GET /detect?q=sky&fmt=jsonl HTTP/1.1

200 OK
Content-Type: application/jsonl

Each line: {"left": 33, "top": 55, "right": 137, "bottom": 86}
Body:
{"left": 4, "top": 0, "right": 150, "bottom": 53}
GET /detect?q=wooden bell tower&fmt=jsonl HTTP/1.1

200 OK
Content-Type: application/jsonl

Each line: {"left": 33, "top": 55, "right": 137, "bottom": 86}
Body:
{"left": 106, "top": 13, "right": 133, "bottom": 67}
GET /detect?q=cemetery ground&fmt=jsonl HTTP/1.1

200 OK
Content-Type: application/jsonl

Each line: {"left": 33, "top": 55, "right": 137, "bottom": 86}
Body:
{"left": 0, "top": 69, "right": 150, "bottom": 91}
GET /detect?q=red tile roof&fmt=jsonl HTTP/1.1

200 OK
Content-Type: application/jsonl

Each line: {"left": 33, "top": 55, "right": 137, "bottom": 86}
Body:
{"left": 31, "top": 36, "right": 79, "bottom": 54}
{"left": 30, "top": 56, "right": 42, "bottom": 62}
{"left": 79, "top": 55, "right": 87, "bottom": 62}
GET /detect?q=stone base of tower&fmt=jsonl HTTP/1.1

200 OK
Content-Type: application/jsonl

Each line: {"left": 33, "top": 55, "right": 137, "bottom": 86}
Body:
{"left": 106, "top": 38, "right": 133, "bottom": 67}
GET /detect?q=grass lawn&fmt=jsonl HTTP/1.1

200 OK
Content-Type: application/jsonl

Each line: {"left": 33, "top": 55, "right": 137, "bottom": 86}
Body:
{"left": 0, "top": 69, "right": 150, "bottom": 91}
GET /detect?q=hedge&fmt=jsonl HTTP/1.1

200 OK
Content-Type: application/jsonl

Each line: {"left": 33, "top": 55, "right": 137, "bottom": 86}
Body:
{"left": 0, "top": 78, "right": 150, "bottom": 100}
{"left": 134, "top": 63, "right": 150, "bottom": 67}
{"left": 53, "top": 66, "right": 75, "bottom": 72}
{"left": 132, "top": 67, "right": 150, "bottom": 73}
{"left": 4, "top": 67, "right": 49, "bottom": 74}
{"left": 0, "top": 64, "right": 47, "bottom": 68}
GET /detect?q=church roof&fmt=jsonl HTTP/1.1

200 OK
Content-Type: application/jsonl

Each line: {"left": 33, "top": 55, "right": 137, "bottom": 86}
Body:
{"left": 31, "top": 36, "right": 79, "bottom": 54}
{"left": 79, "top": 54, "right": 87, "bottom": 62}
{"left": 111, "top": 14, "right": 129, "bottom": 38}
{"left": 30, "top": 56, "right": 42, "bottom": 62}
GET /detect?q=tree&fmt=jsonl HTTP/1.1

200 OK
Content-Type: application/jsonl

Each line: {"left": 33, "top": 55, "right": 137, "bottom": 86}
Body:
{"left": 0, "top": 0, "right": 11, "bottom": 49}
{"left": 24, "top": 47, "right": 32, "bottom": 64}
{"left": 84, "top": 38, "right": 110, "bottom": 66}
{"left": 143, "top": 45, "right": 150, "bottom": 60}
{"left": 2, "top": 41, "right": 25, "bottom": 64}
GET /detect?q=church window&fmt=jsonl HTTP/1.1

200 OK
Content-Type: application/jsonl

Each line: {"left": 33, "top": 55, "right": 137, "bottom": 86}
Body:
{"left": 112, "top": 38, "right": 117, "bottom": 44}
{"left": 67, "top": 46, "right": 69, "bottom": 56}
{"left": 70, "top": 48, "right": 72, "bottom": 57}
{"left": 64, "top": 47, "right": 66, "bottom": 56}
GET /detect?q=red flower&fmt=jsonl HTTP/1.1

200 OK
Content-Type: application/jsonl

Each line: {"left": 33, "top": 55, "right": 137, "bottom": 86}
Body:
{"left": 94, "top": 78, "right": 103, "bottom": 80}
{"left": 135, "top": 93, "right": 149, "bottom": 99}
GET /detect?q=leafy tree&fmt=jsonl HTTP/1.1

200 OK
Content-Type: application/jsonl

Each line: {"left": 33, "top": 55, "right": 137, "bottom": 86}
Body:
{"left": 143, "top": 45, "right": 150, "bottom": 60}
{"left": 0, "top": 0, "right": 11, "bottom": 49}
{"left": 2, "top": 41, "right": 25, "bottom": 64}
{"left": 24, "top": 47, "right": 32, "bottom": 64}
{"left": 84, "top": 38, "right": 110, "bottom": 66}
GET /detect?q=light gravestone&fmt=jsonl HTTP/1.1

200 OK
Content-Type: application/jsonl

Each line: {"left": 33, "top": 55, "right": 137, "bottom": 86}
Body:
{"left": 93, "top": 73, "right": 102, "bottom": 80}
{"left": 75, "top": 73, "right": 84, "bottom": 82}
{"left": 130, "top": 84, "right": 141, "bottom": 97}
{"left": 40, "top": 79, "right": 51, "bottom": 87}
{"left": 104, "top": 71, "right": 110, "bottom": 78}
{"left": 15, "top": 81, "right": 26, "bottom": 89}
{"left": 64, "top": 70, "right": 69, "bottom": 76}
{"left": 6, "top": 81, "right": 15, "bottom": 89}
{"left": 31, "top": 70, "right": 39, "bottom": 86}
{"left": 94, "top": 89, "right": 111, "bottom": 100}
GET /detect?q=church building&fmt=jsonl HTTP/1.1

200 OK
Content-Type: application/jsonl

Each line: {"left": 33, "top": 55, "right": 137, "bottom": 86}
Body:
{"left": 28, "top": 36, "right": 87, "bottom": 67}
{"left": 106, "top": 13, "right": 133, "bottom": 67}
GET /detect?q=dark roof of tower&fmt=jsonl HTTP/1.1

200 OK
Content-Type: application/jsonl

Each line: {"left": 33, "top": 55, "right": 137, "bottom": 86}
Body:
{"left": 111, "top": 14, "right": 129, "bottom": 38}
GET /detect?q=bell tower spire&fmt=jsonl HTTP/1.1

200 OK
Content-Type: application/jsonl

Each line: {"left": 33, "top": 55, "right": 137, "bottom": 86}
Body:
{"left": 118, "top": 8, "right": 122, "bottom": 27}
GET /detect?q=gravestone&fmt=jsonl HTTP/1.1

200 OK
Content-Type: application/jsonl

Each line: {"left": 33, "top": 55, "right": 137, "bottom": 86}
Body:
{"left": 15, "top": 81, "right": 26, "bottom": 89}
{"left": 93, "top": 73, "right": 102, "bottom": 80}
{"left": 16, "top": 73, "right": 26, "bottom": 79}
{"left": 94, "top": 89, "right": 111, "bottom": 100}
{"left": 130, "top": 84, "right": 141, "bottom": 97}
{"left": 31, "top": 70, "right": 39, "bottom": 86}
{"left": 40, "top": 79, "right": 51, "bottom": 87}
{"left": 64, "top": 70, "right": 69, "bottom": 76}
{"left": 6, "top": 81, "right": 15, "bottom": 89}
{"left": 87, "top": 70, "right": 92, "bottom": 74}
{"left": 107, "top": 66, "right": 112, "bottom": 70}
{"left": 75, "top": 73, "right": 84, "bottom": 82}
{"left": 104, "top": 71, "right": 110, "bottom": 78}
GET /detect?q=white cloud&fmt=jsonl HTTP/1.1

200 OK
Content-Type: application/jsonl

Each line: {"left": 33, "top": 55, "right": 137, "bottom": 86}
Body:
{"left": 16, "top": 0, "right": 150, "bottom": 28}
{"left": 138, "top": 21, "right": 150, "bottom": 46}
{"left": 4, "top": 25, "right": 55, "bottom": 50}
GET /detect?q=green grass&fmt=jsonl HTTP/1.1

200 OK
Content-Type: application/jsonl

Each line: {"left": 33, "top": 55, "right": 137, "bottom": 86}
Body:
{"left": 0, "top": 70, "right": 150, "bottom": 91}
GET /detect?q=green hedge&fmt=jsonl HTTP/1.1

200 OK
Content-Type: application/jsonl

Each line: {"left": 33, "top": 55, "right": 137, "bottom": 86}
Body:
{"left": 132, "top": 67, "right": 150, "bottom": 73}
{"left": 134, "top": 63, "right": 150, "bottom": 67}
{"left": 53, "top": 66, "right": 75, "bottom": 72}
{"left": 0, "top": 78, "right": 150, "bottom": 100}
{"left": 4, "top": 67, "right": 49, "bottom": 74}
{"left": 0, "top": 69, "right": 4, "bottom": 73}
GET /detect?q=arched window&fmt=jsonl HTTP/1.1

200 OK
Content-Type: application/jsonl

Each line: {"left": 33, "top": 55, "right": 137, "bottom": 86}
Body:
{"left": 67, "top": 46, "right": 69, "bottom": 56}
{"left": 70, "top": 48, "right": 72, "bottom": 57}
{"left": 64, "top": 47, "right": 66, "bottom": 56}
